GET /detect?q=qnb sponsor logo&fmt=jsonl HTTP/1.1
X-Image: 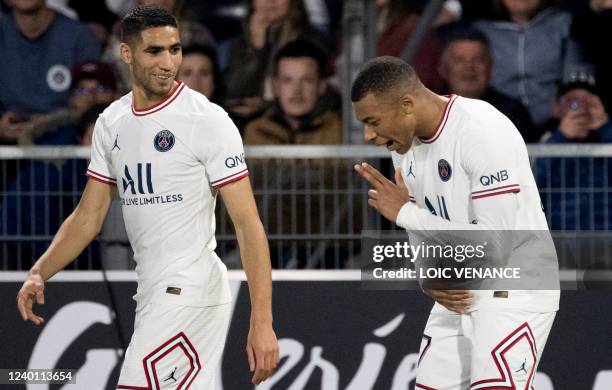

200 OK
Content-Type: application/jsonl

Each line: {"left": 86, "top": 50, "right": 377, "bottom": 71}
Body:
{"left": 122, "top": 163, "right": 154, "bottom": 195}
{"left": 480, "top": 169, "right": 509, "bottom": 186}
{"left": 225, "top": 153, "right": 246, "bottom": 169}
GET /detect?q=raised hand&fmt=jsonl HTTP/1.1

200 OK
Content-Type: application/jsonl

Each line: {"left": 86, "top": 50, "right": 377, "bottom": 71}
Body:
{"left": 354, "top": 162, "right": 411, "bottom": 223}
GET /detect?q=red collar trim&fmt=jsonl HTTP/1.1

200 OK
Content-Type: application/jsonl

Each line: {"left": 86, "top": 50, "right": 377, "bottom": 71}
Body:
{"left": 131, "top": 81, "right": 185, "bottom": 116}
{"left": 419, "top": 94, "right": 456, "bottom": 144}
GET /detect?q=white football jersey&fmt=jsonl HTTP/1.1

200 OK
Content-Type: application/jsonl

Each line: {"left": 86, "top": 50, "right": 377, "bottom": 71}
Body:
{"left": 87, "top": 81, "right": 246, "bottom": 310}
{"left": 393, "top": 95, "right": 559, "bottom": 312}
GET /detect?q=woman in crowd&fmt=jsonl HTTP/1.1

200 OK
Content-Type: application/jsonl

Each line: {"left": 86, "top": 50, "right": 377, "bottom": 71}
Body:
{"left": 179, "top": 44, "right": 227, "bottom": 106}
{"left": 224, "top": 0, "right": 329, "bottom": 127}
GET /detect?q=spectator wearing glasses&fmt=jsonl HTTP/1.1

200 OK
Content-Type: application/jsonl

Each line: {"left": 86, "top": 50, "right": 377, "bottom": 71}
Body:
{"left": 18, "top": 61, "right": 118, "bottom": 145}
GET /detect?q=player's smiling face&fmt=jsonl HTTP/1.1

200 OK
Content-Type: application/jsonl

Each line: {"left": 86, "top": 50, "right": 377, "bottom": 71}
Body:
{"left": 126, "top": 26, "right": 182, "bottom": 99}
{"left": 353, "top": 93, "right": 417, "bottom": 154}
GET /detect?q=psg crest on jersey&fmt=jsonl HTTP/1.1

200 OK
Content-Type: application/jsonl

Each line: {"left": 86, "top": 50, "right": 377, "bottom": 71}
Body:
{"left": 154, "top": 130, "right": 175, "bottom": 152}
{"left": 438, "top": 159, "right": 452, "bottom": 181}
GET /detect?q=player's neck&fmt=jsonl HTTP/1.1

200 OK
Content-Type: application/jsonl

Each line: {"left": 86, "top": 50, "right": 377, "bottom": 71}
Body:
{"left": 418, "top": 93, "right": 451, "bottom": 139}
{"left": 132, "top": 81, "right": 178, "bottom": 110}
{"left": 14, "top": 6, "right": 54, "bottom": 40}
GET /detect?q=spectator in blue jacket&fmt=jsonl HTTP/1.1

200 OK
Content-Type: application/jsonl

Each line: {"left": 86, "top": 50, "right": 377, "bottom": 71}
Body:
{"left": 536, "top": 73, "right": 612, "bottom": 231}
{"left": 17, "top": 61, "right": 118, "bottom": 145}
{"left": 473, "top": 0, "right": 590, "bottom": 131}
{"left": 0, "top": 0, "right": 101, "bottom": 144}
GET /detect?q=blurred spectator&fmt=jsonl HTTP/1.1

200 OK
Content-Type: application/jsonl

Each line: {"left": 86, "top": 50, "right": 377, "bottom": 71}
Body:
{"left": 67, "top": 0, "right": 118, "bottom": 48}
{"left": 103, "top": 0, "right": 216, "bottom": 93}
{"left": 0, "top": 103, "right": 108, "bottom": 268}
{"left": 244, "top": 39, "right": 341, "bottom": 145}
{"left": 473, "top": 0, "right": 590, "bottom": 130}
{"left": 0, "top": 0, "right": 101, "bottom": 144}
{"left": 241, "top": 40, "right": 347, "bottom": 268}
{"left": 571, "top": 0, "right": 612, "bottom": 114}
{"left": 541, "top": 72, "right": 611, "bottom": 143}
{"left": 376, "top": 0, "right": 447, "bottom": 92}
{"left": 179, "top": 45, "right": 227, "bottom": 105}
{"left": 18, "top": 61, "right": 118, "bottom": 145}
{"left": 536, "top": 73, "right": 612, "bottom": 230}
{"left": 224, "top": 0, "right": 330, "bottom": 127}
{"left": 61, "top": 103, "right": 107, "bottom": 208}
{"left": 438, "top": 28, "right": 538, "bottom": 141}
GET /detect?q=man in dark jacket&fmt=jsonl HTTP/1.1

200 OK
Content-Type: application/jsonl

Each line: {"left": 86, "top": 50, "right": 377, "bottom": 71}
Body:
{"left": 244, "top": 39, "right": 341, "bottom": 145}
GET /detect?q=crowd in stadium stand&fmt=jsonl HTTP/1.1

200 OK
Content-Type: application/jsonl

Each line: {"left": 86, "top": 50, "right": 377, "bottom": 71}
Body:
{"left": 1, "top": 0, "right": 611, "bottom": 268}
{"left": 0, "top": 0, "right": 609, "bottom": 146}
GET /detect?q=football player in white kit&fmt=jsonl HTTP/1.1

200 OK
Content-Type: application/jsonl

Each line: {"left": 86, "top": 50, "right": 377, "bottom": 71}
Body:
{"left": 16, "top": 5, "right": 279, "bottom": 388}
{"left": 352, "top": 57, "right": 559, "bottom": 389}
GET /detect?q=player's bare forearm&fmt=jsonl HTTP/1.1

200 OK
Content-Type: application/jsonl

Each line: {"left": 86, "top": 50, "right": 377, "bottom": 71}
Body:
{"left": 18, "top": 179, "right": 114, "bottom": 324}
{"left": 236, "top": 220, "right": 273, "bottom": 323}
{"left": 220, "top": 178, "right": 273, "bottom": 323}
{"left": 220, "top": 177, "right": 278, "bottom": 384}
{"left": 31, "top": 179, "right": 115, "bottom": 280}
{"left": 32, "top": 208, "right": 101, "bottom": 280}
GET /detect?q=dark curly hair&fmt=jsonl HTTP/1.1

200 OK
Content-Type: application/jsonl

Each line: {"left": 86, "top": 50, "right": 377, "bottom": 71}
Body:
{"left": 120, "top": 5, "right": 178, "bottom": 44}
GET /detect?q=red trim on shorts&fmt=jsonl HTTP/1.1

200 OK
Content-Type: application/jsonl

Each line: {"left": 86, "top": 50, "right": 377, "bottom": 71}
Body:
{"left": 116, "top": 386, "right": 149, "bottom": 390}
{"left": 212, "top": 171, "right": 250, "bottom": 189}
{"left": 419, "top": 95, "right": 456, "bottom": 144}
{"left": 131, "top": 81, "right": 185, "bottom": 116}
{"left": 181, "top": 334, "right": 203, "bottom": 389}
{"left": 469, "top": 322, "right": 537, "bottom": 390}
{"left": 416, "top": 383, "right": 439, "bottom": 390}
{"left": 141, "top": 332, "right": 202, "bottom": 390}
{"left": 150, "top": 343, "right": 194, "bottom": 390}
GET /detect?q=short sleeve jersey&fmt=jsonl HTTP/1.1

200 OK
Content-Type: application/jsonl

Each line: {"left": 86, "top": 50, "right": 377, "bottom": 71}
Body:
{"left": 87, "top": 82, "right": 246, "bottom": 309}
{"left": 392, "top": 95, "right": 559, "bottom": 312}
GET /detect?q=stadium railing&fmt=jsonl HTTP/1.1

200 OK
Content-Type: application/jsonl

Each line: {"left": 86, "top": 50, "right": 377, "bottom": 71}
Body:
{"left": 1, "top": 144, "right": 611, "bottom": 270}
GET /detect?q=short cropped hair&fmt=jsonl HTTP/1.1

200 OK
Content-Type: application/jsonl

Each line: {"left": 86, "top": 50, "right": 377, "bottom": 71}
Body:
{"left": 350, "top": 56, "right": 420, "bottom": 102}
{"left": 273, "top": 39, "right": 327, "bottom": 78}
{"left": 120, "top": 5, "right": 178, "bottom": 45}
{"left": 443, "top": 28, "right": 490, "bottom": 50}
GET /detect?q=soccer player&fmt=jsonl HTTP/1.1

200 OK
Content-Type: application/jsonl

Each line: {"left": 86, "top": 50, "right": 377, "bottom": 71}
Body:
{"left": 351, "top": 56, "right": 559, "bottom": 389}
{"left": 16, "top": 6, "right": 279, "bottom": 388}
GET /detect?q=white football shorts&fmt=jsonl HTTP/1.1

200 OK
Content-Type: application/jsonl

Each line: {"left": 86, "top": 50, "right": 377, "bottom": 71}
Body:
{"left": 116, "top": 300, "right": 231, "bottom": 390}
{"left": 416, "top": 303, "right": 556, "bottom": 390}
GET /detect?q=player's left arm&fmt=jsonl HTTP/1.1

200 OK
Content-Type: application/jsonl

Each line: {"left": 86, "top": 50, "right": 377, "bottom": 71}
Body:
{"left": 219, "top": 177, "right": 279, "bottom": 385}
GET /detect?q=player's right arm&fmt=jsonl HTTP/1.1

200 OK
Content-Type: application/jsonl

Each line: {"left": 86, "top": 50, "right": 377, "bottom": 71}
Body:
{"left": 17, "top": 179, "right": 115, "bottom": 325}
